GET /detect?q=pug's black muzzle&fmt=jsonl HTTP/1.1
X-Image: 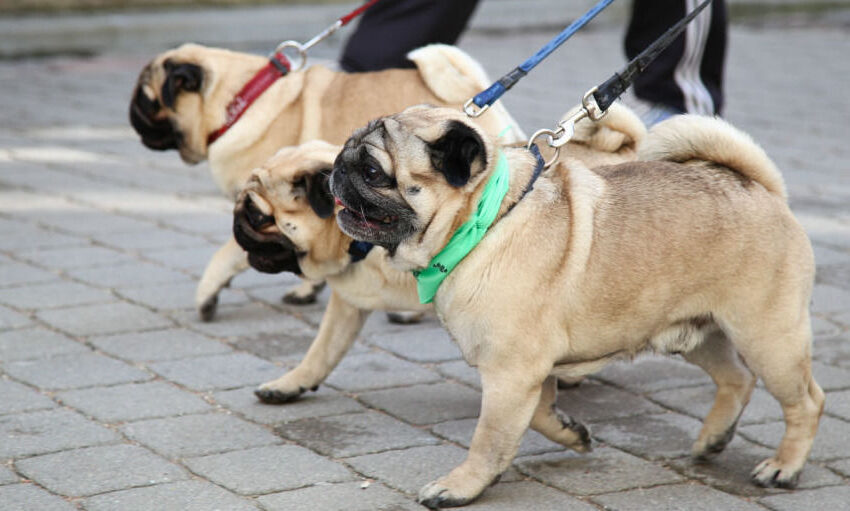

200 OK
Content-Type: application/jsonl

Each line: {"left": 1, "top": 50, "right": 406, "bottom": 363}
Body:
{"left": 233, "top": 196, "right": 302, "bottom": 275}
{"left": 129, "top": 86, "right": 180, "bottom": 151}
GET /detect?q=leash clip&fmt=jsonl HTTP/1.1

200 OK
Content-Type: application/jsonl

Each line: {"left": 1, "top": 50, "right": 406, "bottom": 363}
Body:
{"left": 581, "top": 86, "right": 606, "bottom": 121}
{"left": 463, "top": 98, "right": 489, "bottom": 118}
{"left": 272, "top": 41, "right": 307, "bottom": 72}
{"left": 527, "top": 107, "right": 585, "bottom": 169}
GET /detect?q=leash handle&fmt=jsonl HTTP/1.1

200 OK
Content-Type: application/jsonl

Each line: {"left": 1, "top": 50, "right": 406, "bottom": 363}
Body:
{"left": 273, "top": 0, "right": 383, "bottom": 72}
{"left": 465, "top": 0, "right": 616, "bottom": 117}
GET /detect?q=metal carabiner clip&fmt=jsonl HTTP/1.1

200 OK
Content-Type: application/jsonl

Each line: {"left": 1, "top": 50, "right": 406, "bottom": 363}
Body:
{"left": 271, "top": 41, "right": 307, "bottom": 72}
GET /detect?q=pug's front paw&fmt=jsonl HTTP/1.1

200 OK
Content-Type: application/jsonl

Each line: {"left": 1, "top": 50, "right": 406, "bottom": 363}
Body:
{"left": 417, "top": 471, "right": 492, "bottom": 509}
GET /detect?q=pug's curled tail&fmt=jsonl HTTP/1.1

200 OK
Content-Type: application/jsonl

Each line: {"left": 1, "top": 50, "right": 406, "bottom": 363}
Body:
{"left": 638, "top": 115, "right": 787, "bottom": 200}
{"left": 406, "top": 44, "right": 526, "bottom": 143}
{"left": 568, "top": 102, "right": 647, "bottom": 154}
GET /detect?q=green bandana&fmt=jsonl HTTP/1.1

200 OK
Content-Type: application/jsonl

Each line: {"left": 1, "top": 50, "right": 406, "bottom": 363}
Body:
{"left": 414, "top": 151, "right": 510, "bottom": 304}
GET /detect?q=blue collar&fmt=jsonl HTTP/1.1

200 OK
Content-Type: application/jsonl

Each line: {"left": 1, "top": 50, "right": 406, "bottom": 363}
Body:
{"left": 348, "top": 240, "right": 374, "bottom": 263}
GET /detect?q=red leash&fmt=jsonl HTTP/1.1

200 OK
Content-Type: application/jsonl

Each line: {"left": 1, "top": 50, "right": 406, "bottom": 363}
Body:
{"left": 207, "top": 0, "right": 383, "bottom": 146}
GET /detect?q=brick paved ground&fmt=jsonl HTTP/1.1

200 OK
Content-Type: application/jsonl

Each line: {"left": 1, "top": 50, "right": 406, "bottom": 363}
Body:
{"left": 1, "top": 2, "right": 849, "bottom": 510}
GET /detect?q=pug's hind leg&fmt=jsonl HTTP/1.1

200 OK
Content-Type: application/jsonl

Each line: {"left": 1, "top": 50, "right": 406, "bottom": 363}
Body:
{"left": 682, "top": 328, "right": 756, "bottom": 460}
{"left": 283, "top": 278, "right": 326, "bottom": 305}
{"left": 419, "top": 364, "right": 547, "bottom": 508}
{"left": 256, "top": 291, "right": 369, "bottom": 404}
{"left": 195, "top": 236, "right": 249, "bottom": 321}
{"left": 530, "top": 376, "right": 591, "bottom": 453}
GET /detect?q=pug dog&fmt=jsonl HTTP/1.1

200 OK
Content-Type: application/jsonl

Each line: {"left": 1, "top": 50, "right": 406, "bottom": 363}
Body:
{"left": 330, "top": 105, "right": 824, "bottom": 507}
{"left": 232, "top": 103, "right": 646, "bottom": 404}
{"left": 129, "top": 42, "right": 525, "bottom": 320}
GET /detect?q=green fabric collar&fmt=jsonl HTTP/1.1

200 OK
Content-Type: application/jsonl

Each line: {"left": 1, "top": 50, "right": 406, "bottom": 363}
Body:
{"left": 414, "top": 151, "right": 510, "bottom": 304}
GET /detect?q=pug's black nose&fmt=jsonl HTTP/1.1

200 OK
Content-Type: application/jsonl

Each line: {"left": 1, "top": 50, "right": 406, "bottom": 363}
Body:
{"left": 244, "top": 196, "right": 275, "bottom": 230}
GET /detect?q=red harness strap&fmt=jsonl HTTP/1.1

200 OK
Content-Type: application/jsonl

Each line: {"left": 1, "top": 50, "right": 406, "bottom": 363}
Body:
{"left": 206, "top": 53, "right": 291, "bottom": 146}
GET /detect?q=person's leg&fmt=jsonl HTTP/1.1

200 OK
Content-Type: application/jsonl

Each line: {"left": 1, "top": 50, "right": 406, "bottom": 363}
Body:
{"left": 340, "top": 0, "right": 480, "bottom": 72}
{"left": 626, "top": 0, "right": 726, "bottom": 122}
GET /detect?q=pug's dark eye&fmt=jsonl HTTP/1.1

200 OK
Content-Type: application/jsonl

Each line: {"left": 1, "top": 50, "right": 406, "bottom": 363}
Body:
{"left": 362, "top": 166, "right": 388, "bottom": 186}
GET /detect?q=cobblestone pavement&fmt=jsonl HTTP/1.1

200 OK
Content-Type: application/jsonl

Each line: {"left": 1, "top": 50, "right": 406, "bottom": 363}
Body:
{"left": 1, "top": 3, "right": 850, "bottom": 510}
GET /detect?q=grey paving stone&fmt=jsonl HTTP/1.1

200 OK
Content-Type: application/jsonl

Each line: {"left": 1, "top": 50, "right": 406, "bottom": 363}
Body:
{"left": 56, "top": 381, "right": 212, "bottom": 422}
{"left": 184, "top": 445, "right": 355, "bottom": 495}
{"left": 213, "top": 385, "right": 364, "bottom": 425}
{"left": 650, "top": 385, "right": 783, "bottom": 426}
{"left": 556, "top": 381, "right": 666, "bottom": 422}
{"left": 811, "top": 315, "right": 842, "bottom": 338}
{"left": 142, "top": 244, "right": 223, "bottom": 273}
{"left": 0, "top": 305, "right": 32, "bottom": 330}
{"left": 16, "top": 444, "right": 187, "bottom": 497}
{"left": 0, "top": 280, "right": 113, "bottom": 310}
{"left": 229, "top": 330, "right": 328, "bottom": 363}
{"left": 811, "top": 361, "right": 850, "bottom": 391}
{"left": 593, "top": 356, "right": 712, "bottom": 393}
{"left": 2, "top": 352, "right": 151, "bottom": 390}
{"left": 324, "top": 352, "right": 442, "bottom": 392}
{"left": 0, "top": 262, "right": 58, "bottom": 287}
{"left": 0, "top": 465, "right": 18, "bottom": 485}
{"left": 18, "top": 245, "right": 136, "bottom": 270}
{"left": 0, "top": 483, "right": 76, "bottom": 511}
{"left": 592, "top": 483, "right": 765, "bottom": 511}
{"left": 814, "top": 244, "right": 850, "bottom": 266}
{"left": 0, "top": 379, "right": 56, "bottom": 415}
{"left": 431, "top": 417, "right": 561, "bottom": 457}
{"left": 116, "top": 279, "right": 247, "bottom": 311}
{"left": 275, "top": 411, "right": 439, "bottom": 458}
{"left": 760, "top": 485, "right": 850, "bottom": 511}
{"left": 0, "top": 326, "right": 88, "bottom": 361}
{"left": 40, "top": 213, "right": 155, "bottom": 236}
{"left": 93, "top": 229, "right": 207, "bottom": 251}
{"left": 811, "top": 284, "right": 850, "bottom": 313}
{"left": 591, "top": 412, "right": 706, "bottom": 461}
{"left": 82, "top": 480, "right": 258, "bottom": 511}
{"left": 824, "top": 389, "right": 850, "bottom": 421}
{"left": 149, "top": 352, "right": 283, "bottom": 391}
{"left": 64, "top": 262, "right": 193, "bottom": 289}
{"left": 813, "top": 335, "right": 850, "bottom": 369}
{"left": 89, "top": 328, "right": 231, "bottom": 362}
{"left": 515, "top": 447, "right": 684, "bottom": 495}
{"left": 36, "top": 302, "right": 173, "bottom": 336}
{"left": 667, "top": 436, "right": 843, "bottom": 497}
{"left": 344, "top": 444, "right": 471, "bottom": 495}
{"left": 257, "top": 481, "right": 420, "bottom": 511}
{"left": 121, "top": 413, "right": 280, "bottom": 458}
{"left": 435, "top": 359, "right": 481, "bottom": 389}
{"left": 0, "top": 408, "right": 119, "bottom": 458}
{"left": 367, "top": 327, "right": 462, "bottom": 362}
{"left": 466, "top": 481, "right": 599, "bottom": 511}
{"left": 739, "top": 416, "right": 850, "bottom": 461}
{"left": 826, "top": 458, "right": 850, "bottom": 477}
{"left": 358, "top": 382, "right": 480, "bottom": 425}
{"left": 170, "top": 302, "right": 315, "bottom": 340}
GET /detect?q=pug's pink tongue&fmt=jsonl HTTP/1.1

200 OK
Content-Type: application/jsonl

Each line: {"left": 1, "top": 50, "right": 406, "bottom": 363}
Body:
{"left": 335, "top": 198, "right": 343, "bottom": 206}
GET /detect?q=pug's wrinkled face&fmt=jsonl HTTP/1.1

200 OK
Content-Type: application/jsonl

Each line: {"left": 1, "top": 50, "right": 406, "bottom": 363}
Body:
{"left": 129, "top": 44, "right": 213, "bottom": 164}
{"left": 330, "top": 105, "right": 494, "bottom": 271}
{"left": 233, "top": 141, "right": 340, "bottom": 277}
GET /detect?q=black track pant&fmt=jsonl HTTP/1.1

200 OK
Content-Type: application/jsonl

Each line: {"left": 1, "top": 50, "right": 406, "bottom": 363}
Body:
{"left": 340, "top": 0, "right": 480, "bottom": 72}
{"left": 625, "top": 0, "right": 727, "bottom": 115}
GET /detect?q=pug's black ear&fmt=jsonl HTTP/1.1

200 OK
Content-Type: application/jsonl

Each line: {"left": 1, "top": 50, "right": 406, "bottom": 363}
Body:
{"left": 306, "top": 170, "right": 334, "bottom": 219}
{"left": 428, "top": 121, "right": 487, "bottom": 187}
{"left": 161, "top": 60, "right": 203, "bottom": 109}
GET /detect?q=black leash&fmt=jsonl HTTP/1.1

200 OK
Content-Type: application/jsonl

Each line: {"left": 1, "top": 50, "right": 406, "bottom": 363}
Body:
{"left": 528, "top": 0, "right": 713, "bottom": 166}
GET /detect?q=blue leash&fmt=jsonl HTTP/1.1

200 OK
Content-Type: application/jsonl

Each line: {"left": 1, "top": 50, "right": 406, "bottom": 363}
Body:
{"left": 464, "top": 0, "right": 616, "bottom": 117}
